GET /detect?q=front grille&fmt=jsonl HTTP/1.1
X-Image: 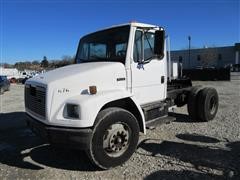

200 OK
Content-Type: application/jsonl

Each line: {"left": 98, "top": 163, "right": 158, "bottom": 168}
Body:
{"left": 25, "top": 85, "right": 46, "bottom": 118}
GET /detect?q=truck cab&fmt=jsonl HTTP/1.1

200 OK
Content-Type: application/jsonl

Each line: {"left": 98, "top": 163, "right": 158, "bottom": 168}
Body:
{"left": 25, "top": 22, "right": 219, "bottom": 169}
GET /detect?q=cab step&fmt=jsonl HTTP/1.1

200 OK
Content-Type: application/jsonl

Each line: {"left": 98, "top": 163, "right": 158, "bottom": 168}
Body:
{"left": 146, "top": 115, "right": 176, "bottom": 130}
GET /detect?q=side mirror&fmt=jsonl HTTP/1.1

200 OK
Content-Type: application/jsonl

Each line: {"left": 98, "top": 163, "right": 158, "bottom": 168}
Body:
{"left": 154, "top": 30, "right": 165, "bottom": 59}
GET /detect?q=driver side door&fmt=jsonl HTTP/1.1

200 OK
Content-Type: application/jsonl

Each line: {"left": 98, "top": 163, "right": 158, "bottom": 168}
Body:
{"left": 131, "top": 30, "right": 166, "bottom": 105}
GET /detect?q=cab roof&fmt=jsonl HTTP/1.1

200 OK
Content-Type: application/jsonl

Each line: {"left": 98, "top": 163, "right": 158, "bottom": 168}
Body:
{"left": 110, "top": 22, "right": 159, "bottom": 29}
{"left": 85, "top": 22, "right": 161, "bottom": 36}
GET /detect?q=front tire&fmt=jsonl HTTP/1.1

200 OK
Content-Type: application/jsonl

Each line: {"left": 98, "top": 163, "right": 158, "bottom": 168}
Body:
{"left": 87, "top": 107, "right": 140, "bottom": 169}
{"left": 0, "top": 88, "right": 4, "bottom": 95}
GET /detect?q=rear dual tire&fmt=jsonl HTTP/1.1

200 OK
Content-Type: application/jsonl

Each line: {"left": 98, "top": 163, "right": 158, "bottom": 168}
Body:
{"left": 187, "top": 87, "right": 218, "bottom": 122}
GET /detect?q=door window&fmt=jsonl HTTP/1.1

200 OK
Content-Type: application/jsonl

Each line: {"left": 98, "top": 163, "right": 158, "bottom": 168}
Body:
{"left": 133, "top": 30, "right": 155, "bottom": 62}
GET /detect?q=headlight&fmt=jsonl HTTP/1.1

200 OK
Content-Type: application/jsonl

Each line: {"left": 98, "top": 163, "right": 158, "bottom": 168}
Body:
{"left": 66, "top": 104, "right": 80, "bottom": 119}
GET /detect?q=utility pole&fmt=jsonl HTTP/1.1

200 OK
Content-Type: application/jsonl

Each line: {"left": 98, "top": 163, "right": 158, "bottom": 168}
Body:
{"left": 188, "top": 36, "right": 191, "bottom": 69}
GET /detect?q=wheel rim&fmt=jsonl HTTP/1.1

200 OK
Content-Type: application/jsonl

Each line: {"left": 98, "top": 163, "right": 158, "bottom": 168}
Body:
{"left": 103, "top": 122, "right": 130, "bottom": 157}
{"left": 209, "top": 96, "right": 217, "bottom": 115}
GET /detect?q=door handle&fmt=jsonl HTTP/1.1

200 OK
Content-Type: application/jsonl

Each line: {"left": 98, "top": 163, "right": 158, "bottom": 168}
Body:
{"left": 161, "top": 76, "right": 165, "bottom": 84}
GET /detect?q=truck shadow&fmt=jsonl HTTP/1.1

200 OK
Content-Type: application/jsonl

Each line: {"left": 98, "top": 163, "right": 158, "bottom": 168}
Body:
{"left": 168, "top": 112, "right": 193, "bottom": 123}
{"left": 176, "top": 133, "right": 220, "bottom": 143}
{"left": 138, "top": 134, "right": 240, "bottom": 179}
{"left": 168, "top": 112, "right": 211, "bottom": 123}
{"left": 144, "top": 170, "right": 222, "bottom": 180}
{"left": 0, "top": 112, "right": 97, "bottom": 171}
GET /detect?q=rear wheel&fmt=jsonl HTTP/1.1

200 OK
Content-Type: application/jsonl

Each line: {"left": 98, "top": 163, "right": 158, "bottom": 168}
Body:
{"left": 187, "top": 87, "right": 219, "bottom": 122}
{"left": 187, "top": 87, "right": 201, "bottom": 121}
{"left": 87, "top": 107, "right": 139, "bottom": 169}
{"left": 198, "top": 88, "right": 219, "bottom": 121}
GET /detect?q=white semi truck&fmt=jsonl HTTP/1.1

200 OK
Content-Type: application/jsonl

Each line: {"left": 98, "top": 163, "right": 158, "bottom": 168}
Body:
{"left": 25, "top": 22, "right": 219, "bottom": 169}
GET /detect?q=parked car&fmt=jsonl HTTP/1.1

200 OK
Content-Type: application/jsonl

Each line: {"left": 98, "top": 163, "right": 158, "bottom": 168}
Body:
{"left": 0, "top": 75, "right": 10, "bottom": 94}
{"left": 9, "top": 77, "right": 17, "bottom": 83}
{"left": 22, "top": 76, "right": 32, "bottom": 84}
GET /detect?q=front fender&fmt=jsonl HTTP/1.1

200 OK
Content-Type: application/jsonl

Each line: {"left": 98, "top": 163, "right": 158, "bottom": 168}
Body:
{"left": 66, "top": 89, "right": 145, "bottom": 131}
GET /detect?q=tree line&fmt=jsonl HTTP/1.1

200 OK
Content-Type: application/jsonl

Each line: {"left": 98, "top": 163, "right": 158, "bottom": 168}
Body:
{"left": 1, "top": 55, "right": 75, "bottom": 71}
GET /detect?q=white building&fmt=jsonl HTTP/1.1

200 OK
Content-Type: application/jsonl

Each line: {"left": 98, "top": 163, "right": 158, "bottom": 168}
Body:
{"left": 171, "top": 43, "right": 240, "bottom": 69}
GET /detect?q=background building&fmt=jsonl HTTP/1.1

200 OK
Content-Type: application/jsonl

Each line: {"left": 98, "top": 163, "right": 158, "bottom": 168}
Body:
{"left": 171, "top": 43, "right": 240, "bottom": 69}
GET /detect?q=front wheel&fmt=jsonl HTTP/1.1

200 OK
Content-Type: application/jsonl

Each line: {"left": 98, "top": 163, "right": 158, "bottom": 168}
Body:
{"left": 87, "top": 107, "right": 140, "bottom": 169}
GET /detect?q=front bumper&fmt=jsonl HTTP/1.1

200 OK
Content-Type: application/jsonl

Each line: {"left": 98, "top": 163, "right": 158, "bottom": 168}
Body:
{"left": 26, "top": 113, "right": 93, "bottom": 149}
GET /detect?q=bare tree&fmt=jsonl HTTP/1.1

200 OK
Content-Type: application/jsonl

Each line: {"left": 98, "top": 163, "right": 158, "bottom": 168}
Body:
{"left": 32, "top": 60, "right": 40, "bottom": 65}
{"left": 41, "top": 56, "right": 49, "bottom": 68}
{"left": 201, "top": 48, "right": 218, "bottom": 67}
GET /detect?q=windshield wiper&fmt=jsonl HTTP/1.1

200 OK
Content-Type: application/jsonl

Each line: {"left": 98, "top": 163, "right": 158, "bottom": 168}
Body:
{"left": 76, "top": 58, "right": 87, "bottom": 63}
{"left": 89, "top": 55, "right": 106, "bottom": 60}
{"left": 77, "top": 57, "right": 108, "bottom": 64}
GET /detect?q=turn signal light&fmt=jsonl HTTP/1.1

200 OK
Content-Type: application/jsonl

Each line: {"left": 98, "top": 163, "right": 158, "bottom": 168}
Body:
{"left": 89, "top": 86, "right": 97, "bottom": 94}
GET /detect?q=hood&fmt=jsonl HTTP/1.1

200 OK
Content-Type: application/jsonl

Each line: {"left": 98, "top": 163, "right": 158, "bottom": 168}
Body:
{"left": 27, "top": 62, "right": 127, "bottom": 91}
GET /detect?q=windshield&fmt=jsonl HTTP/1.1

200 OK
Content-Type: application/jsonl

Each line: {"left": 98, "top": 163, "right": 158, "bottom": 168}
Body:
{"left": 76, "top": 25, "right": 130, "bottom": 64}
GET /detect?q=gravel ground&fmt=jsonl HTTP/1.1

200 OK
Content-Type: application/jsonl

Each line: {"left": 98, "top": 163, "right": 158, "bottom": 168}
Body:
{"left": 0, "top": 81, "right": 240, "bottom": 180}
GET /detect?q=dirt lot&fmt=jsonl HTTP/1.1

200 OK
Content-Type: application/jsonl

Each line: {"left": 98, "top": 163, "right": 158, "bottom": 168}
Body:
{"left": 0, "top": 81, "right": 240, "bottom": 179}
